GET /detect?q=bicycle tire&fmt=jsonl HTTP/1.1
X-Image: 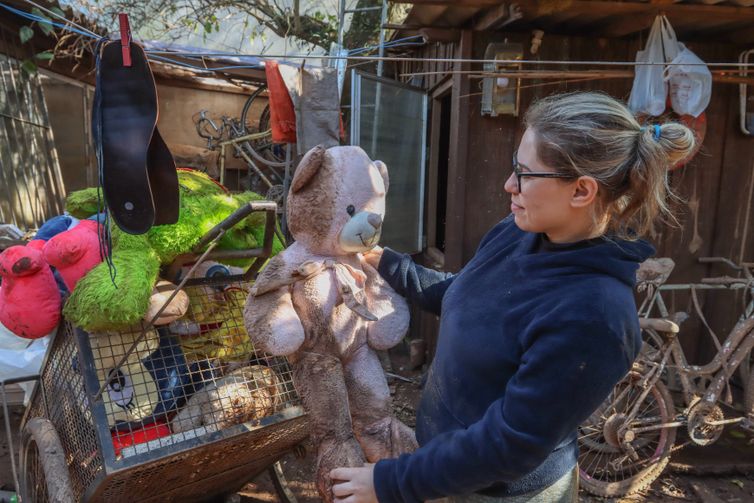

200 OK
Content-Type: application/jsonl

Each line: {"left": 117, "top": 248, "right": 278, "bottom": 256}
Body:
{"left": 240, "top": 84, "right": 268, "bottom": 135}
{"left": 19, "top": 418, "right": 74, "bottom": 503}
{"left": 268, "top": 459, "right": 299, "bottom": 503}
{"left": 578, "top": 373, "right": 676, "bottom": 498}
{"left": 740, "top": 320, "right": 754, "bottom": 409}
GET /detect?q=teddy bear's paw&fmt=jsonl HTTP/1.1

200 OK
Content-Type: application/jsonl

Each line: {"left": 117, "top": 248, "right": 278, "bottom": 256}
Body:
{"left": 354, "top": 416, "right": 418, "bottom": 462}
{"left": 316, "top": 436, "right": 365, "bottom": 503}
{"left": 390, "top": 416, "right": 419, "bottom": 455}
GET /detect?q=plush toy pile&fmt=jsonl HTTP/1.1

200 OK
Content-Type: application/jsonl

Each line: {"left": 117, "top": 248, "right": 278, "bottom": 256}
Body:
{"left": 0, "top": 168, "right": 286, "bottom": 455}
{"left": 244, "top": 145, "right": 416, "bottom": 502}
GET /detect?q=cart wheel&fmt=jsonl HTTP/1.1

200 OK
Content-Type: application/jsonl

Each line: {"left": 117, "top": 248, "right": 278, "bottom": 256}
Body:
{"left": 19, "top": 418, "right": 74, "bottom": 503}
{"left": 268, "top": 460, "right": 298, "bottom": 503}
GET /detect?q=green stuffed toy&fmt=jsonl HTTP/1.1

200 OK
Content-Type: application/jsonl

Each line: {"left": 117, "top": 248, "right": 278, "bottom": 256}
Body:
{"left": 63, "top": 169, "right": 283, "bottom": 332}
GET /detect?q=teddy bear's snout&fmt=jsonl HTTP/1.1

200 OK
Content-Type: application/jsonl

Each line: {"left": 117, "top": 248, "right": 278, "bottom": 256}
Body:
{"left": 366, "top": 213, "right": 382, "bottom": 230}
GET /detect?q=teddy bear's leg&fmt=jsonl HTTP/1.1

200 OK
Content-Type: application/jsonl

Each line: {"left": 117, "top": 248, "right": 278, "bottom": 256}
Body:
{"left": 293, "top": 351, "right": 365, "bottom": 503}
{"left": 344, "top": 345, "right": 418, "bottom": 462}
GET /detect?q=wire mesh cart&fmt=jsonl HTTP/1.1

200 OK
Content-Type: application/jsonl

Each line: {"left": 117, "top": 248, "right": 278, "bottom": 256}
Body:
{"left": 3, "top": 201, "right": 309, "bottom": 502}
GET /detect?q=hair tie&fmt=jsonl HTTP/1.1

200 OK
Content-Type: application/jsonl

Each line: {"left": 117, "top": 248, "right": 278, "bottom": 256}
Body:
{"left": 639, "top": 125, "right": 662, "bottom": 141}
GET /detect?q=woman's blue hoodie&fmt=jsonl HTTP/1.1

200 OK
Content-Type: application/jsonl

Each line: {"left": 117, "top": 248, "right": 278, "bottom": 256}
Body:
{"left": 373, "top": 215, "right": 654, "bottom": 502}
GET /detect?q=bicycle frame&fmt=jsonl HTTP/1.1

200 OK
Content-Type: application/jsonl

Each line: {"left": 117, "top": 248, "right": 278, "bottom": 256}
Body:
{"left": 637, "top": 259, "right": 754, "bottom": 418}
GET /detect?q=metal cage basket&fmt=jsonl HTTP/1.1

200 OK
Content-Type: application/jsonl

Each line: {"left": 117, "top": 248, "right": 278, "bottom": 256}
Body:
{"left": 12, "top": 201, "right": 309, "bottom": 502}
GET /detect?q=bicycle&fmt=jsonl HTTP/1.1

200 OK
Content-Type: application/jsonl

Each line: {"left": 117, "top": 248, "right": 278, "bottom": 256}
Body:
{"left": 192, "top": 95, "right": 289, "bottom": 205}
{"left": 578, "top": 256, "right": 754, "bottom": 497}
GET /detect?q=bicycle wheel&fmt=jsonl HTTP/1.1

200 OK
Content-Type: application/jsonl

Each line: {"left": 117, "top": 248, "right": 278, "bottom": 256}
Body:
{"left": 19, "top": 418, "right": 74, "bottom": 503}
{"left": 240, "top": 85, "right": 286, "bottom": 165}
{"left": 240, "top": 84, "right": 268, "bottom": 134}
{"left": 578, "top": 371, "right": 676, "bottom": 497}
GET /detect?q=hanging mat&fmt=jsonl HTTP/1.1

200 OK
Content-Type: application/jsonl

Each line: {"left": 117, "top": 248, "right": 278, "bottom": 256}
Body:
{"left": 92, "top": 14, "right": 179, "bottom": 235}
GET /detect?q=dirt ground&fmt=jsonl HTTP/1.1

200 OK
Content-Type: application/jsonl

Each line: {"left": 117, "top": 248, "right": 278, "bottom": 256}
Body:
{"left": 4, "top": 350, "right": 754, "bottom": 502}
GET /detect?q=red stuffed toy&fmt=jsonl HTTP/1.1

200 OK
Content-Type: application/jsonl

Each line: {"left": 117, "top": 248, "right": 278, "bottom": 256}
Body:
{"left": 43, "top": 220, "right": 103, "bottom": 292}
{"left": 0, "top": 245, "right": 61, "bottom": 339}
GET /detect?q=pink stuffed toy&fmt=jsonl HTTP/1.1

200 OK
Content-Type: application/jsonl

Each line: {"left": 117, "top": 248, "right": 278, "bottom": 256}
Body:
{"left": 244, "top": 145, "right": 416, "bottom": 502}
{"left": 43, "top": 220, "right": 103, "bottom": 292}
{"left": 0, "top": 246, "right": 61, "bottom": 339}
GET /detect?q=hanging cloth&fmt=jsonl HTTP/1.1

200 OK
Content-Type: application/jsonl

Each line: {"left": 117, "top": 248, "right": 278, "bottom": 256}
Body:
{"left": 264, "top": 60, "right": 297, "bottom": 144}
{"left": 278, "top": 64, "right": 341, "bottom": 155}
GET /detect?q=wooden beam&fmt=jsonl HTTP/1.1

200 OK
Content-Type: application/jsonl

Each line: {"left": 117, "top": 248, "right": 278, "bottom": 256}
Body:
{"left": 517, "top": 0, "right": 754, "bottom": 24}
{"left": 420, "top": 27, "right": 461, "bottom": 43}
{"left": 445, "top": 29, "right": 472, "bottom": 272}
{"left": 390, "top": 0, "right": 503, "bottom": 6}
{"left": 474, "top": 3, "right": 510, "bottom": 31}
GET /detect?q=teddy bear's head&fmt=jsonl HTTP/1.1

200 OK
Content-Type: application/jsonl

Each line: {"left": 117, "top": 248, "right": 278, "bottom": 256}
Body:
{"left": 287, "top": 145, "right": 389, "bottom": 256}
{"left": 0, "top": 246, "right": 45, "bottom": 278}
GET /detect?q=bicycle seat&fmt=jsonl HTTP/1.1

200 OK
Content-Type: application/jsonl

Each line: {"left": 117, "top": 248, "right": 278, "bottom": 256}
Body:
{"left": 636, "top": 258, "right": 675, "bottom": 289}
{"left": 639, "top": 318, "right": 680, "bottom": 334}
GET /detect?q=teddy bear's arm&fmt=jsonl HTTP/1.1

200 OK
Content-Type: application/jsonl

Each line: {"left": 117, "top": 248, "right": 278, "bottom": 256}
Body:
{"left": 244, "top": 287, "right": 306, "bottom": 356}
{"left": 360, "top": 261, "right": 410, "bottom": 350}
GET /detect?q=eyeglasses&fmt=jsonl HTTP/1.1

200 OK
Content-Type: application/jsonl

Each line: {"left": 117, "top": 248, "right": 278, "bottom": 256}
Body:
{"left": 512, "top": 150, "right": 578, "bottom": 193}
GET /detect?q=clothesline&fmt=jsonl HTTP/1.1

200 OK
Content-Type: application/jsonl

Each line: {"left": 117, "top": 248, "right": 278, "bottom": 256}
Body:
{"left": 6, "top": 0, "right": 754, "bottom": 73}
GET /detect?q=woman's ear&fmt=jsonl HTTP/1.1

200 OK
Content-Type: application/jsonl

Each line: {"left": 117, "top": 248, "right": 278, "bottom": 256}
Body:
{"left": 291, "top": 145, "right": 326, "bottom": 193}
{"left": 570, "top": 176, "right": 600, "bottom": 208}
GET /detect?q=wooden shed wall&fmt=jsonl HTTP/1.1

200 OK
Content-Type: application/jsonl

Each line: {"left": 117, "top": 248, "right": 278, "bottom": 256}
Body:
{"left": 399, "top": 32, "right": 754, "bottom": 365}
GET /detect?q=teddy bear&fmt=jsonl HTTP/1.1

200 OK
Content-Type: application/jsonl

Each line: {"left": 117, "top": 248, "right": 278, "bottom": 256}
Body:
{"left": 243, "top": 145, "right": 416, "bottom": 502}
{"left": 0, "top": 245, "right": 61, "bottom": 339}
{"left": 0, "top": 214, "right": 98, "bottom": 340}
{"left": 171, "top": 364, "right": 282, "bottom": 433}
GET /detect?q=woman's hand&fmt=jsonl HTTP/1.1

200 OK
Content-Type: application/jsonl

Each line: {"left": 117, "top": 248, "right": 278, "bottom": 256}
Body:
{"left": 362, "top": 246, "right": 384, "bottom": 270}
{"left": 330, "top": 465, "right": 378, "bottom": 503}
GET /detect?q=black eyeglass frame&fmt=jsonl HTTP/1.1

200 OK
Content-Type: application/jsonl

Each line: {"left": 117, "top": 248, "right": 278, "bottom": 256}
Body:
{"left": 512, "top": 150, "right": 579, "bottom": 193}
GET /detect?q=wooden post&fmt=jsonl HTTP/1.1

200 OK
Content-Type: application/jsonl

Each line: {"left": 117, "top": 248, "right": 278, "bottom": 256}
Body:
{"left": 445, "top": 30, "right": 472, "bottom": 272}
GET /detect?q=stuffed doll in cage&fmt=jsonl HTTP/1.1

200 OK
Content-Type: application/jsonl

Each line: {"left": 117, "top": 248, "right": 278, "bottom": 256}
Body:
{"left": 243, "top": 145, "right": 416, "bottom": 502}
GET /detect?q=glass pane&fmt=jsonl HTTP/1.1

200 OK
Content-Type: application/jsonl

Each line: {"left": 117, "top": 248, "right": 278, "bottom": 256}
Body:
{"left": 353, "top": 74, "right": 426, "bottom": 254}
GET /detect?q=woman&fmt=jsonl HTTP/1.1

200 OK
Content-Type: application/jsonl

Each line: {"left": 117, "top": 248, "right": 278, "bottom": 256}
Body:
{"left": 331, "top": 92, "right": 695, "bottom": 503}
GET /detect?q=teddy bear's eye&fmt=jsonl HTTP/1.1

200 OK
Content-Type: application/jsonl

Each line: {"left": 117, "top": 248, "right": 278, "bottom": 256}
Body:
{"left": 346, "top": 205, "right": 355, "bottom": 216}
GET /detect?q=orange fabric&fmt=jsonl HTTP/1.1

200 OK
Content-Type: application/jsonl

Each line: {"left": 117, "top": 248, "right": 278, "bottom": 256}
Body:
{"left": 264, "top": 60, "right": 297, "bottom": 144}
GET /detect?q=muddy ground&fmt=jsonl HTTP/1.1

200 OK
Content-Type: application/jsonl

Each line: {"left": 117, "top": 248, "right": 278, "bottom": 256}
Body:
{"left": 4, "top": 350, "right": 754, "bottom": 502}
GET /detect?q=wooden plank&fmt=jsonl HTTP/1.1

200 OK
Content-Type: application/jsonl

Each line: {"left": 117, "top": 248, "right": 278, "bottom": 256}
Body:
{"left": 517, "top": 0, "right": 754, "bottom": 23}
{"left": 445, "top": 29, "right": 472, "bottom": 272}
{"left": 474, "top": 4, "right": 510, "bottom": 31}
{"left": 392, "top": 0, "right": 502, "bottom": 6}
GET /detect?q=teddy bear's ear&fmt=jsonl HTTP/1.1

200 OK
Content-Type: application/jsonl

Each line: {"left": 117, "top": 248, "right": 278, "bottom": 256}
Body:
{"left": 291, "top": 145, "right": 326, "bottom": 193}
{"left": 374, "top": 160, "right": 389, "bottom": 192}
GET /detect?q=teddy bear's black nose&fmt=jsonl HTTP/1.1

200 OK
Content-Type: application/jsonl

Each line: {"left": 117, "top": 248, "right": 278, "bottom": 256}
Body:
{"left": 367, "top": 213, "right": 382, "bottom": 229}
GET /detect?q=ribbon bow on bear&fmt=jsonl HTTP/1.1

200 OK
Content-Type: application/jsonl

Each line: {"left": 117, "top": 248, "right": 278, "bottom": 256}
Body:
{"left": 249, "top": 259, "right": 377, "bottom": 321}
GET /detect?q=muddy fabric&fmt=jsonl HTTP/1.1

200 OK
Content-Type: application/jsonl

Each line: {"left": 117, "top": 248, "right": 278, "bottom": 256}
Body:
{"left": 446, "top": 467, "right": 578, "bottom": 503}
{"left": 278, "top": 64, "right": 340, "bottom": 155}
{"left": 373, "top": 214, "right": 654, "bottom": 502}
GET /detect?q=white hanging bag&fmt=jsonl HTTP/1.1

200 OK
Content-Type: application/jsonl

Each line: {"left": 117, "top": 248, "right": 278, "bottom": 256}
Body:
{"left": 664, "top": 43, "right": 712, "bottom": 117}
{"left": 628, "top": 15, "right": 681, "bottom": 116}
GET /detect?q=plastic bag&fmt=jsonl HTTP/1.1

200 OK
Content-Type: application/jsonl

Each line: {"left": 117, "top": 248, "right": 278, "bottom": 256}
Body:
{"left": 628, "top": 16, "right": 680, "bottom": 116}
{"left": 664, "top": 43, "right": 712, "bottom": 118}
{"left": 0, "top": 322, "right": 52, "bottom": 404}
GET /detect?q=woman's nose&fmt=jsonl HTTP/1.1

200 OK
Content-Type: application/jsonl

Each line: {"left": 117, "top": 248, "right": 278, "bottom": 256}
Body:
{"left": 504, "top": 171, "right": 518, "bottom": 194}
{"left": 367, "top": 213, "right": 382, "bottom": 229}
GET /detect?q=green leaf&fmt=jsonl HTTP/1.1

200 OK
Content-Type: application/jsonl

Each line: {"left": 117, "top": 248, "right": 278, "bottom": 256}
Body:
{"left": 50, "top": 7, "right": 65, "bottom": 18}
{"left": 19, "top": 26, "right": 34, "bottom": 44}
{"left": 34, "top": 50, "right": 54, "bottom": 61}
{"left": 203, "top": 21, "right": 213, "bottom": 33}
{"left": 729, "top": 429, "right": 746, "bottom": 439}
{"left": 731, "top": 479, "right": 744, "bottom": 489}
{"left": 20, "top": 59, "right": 37, "bottom": 75}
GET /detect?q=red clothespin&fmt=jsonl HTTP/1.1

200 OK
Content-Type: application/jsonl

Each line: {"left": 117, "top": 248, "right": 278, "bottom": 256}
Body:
{"left": 119, "top": 13, "right": 132, "bottom": 67}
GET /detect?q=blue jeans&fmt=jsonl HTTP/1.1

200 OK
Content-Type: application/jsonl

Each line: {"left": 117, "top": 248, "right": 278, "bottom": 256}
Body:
{"left": 445, "top": 466, "right": 578, "bottom": 503}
